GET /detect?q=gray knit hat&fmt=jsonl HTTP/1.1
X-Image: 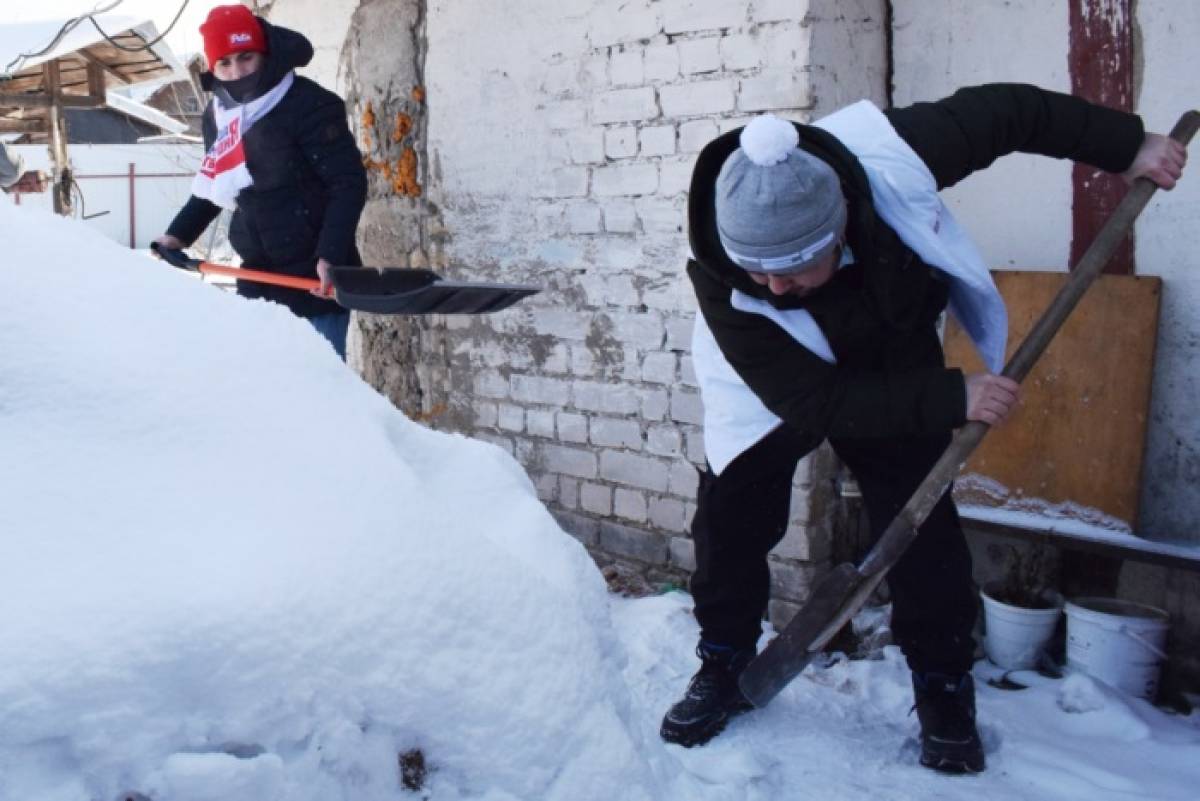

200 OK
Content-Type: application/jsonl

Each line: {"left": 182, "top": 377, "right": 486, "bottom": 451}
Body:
{"left": 715, "top": 114, "right": 846, "bottom": 273}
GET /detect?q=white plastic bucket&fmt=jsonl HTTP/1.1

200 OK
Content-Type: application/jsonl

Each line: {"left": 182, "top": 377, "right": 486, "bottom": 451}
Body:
{"left": 1065, "top": 598, "right": 1170, "bottom": 700}
{"left": 980, "top": 583, "right": 1063, "bottom": 670}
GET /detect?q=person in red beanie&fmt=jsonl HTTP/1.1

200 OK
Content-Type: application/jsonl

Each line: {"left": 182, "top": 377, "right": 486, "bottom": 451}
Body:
{"left": 154, "top": 4, "right": 366, "bottom": 358}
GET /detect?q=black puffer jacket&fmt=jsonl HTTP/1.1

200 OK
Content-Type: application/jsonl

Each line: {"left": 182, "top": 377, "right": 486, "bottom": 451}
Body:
{"left": 167, "top": 18, "right": 367, "bottom": 318}
{"left": 688, "top": 83, "right": 1143, "bottom": 440}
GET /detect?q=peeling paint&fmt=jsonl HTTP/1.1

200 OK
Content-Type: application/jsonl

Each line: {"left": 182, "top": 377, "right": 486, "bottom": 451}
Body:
{"left": 1069, "top": 0, "right": 1134, "bottom": 274}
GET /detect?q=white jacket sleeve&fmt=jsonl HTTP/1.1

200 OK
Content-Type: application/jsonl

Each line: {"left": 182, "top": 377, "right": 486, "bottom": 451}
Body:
{"left": 0, "top": 142, "right": 24, "bottom": 189}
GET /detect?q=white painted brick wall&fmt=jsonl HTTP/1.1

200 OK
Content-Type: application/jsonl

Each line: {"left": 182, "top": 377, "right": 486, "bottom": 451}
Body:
{"left": 592, "top": 88, "right": 659, "bottom": 124}
{"left": 643, "top": 44, "right": 680, "bottom": 82}
{"left": 679, "top": 119, "right": 719, "bottom": 152}
{"left": 588, "top": 3, "right": 661, "bottom": 47}
{"left": 739, "top": 71, "right": 813, "bottom": 112}
{"left": 669, "top": 389, "right": 704, "bottom": 425}
{"left": 591, "top": 418, "right": 643, "bottom": 449}
{"left": 544, "top": 445, "right": 598, "bottom": 479}
{"left": 511, "top": 375, "right": 571, "bottom": 406}
{"left": 539, "top": 166, "right": 590, "bottom": 198}
{"left": 660, "top": 79, "right": 736, "bottom": 117}
{"left": 498, "top": 404, "right": 525, "bottom": 432}
{"left": 610, "top": 51, "right": 645, "bottom": 87}
{"left": 603, "top": 200, "right": 639, "bottom": 233}
{"left": 319, "top": 0, "right": 885, "bottom": 593}
{"left": 753, "top": 0, "right": 812, "bottom": 24}
{"left": 679, "top": 38, "right": 722, "bottom": 75}
{"left": 557, "top": 412, "right": 589, "bottom": 444}
{"left": 604, "top": 127, "right": 639, "bottom": 159}
{"left": 720, "top": 33, "right": 761, "bottom": 71}
{"left": 593, "top": 163, "right": 660, "bottom": 196}
{"left": 600, "top": 451, "right": 670, "bottom": 493}
{"left": 641, "top": 351, "right": 677, "bottom": 384}
{"left": 615, "top": 488, "right": 649, "bottom": 522}
{"left": 574, "top": 381, "right": 642, "bottom": 415}
{"left": 639, "top": 124, "right": 677, "bottom": 156}
{"left": 567, "top": 202, "right": 603, "bottom": 234}
{"left": 580, "top": 482, "right": 613, "bottom": 515}
{"left": 527, "top": 409, "right": 557, "bottom": 438}
{"left": 646, "top": 424, "right": 683, "bottom": 457}
{"left": 662, "top": 1, "right": 748, "bottom": 34}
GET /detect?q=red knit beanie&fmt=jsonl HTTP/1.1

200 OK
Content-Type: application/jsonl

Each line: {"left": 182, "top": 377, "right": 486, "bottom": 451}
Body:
{"left": 200, "top": 5, "right": 267, "bottom": 68}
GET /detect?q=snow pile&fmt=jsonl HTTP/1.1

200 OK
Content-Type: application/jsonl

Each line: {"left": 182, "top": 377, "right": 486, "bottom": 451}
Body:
{"left": 0, "top": 199, "right": 660, "bottom": 800}
{"left": 619, "top": 592, "right": 1200, "bottom": 801}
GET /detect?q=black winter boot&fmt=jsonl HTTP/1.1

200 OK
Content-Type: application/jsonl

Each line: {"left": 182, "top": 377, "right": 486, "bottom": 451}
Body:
{"left": 660, "top": 642, "right": 755, "bottom": 747}
{"left": 911, "top": 672, "right": 986, "bottom": 774}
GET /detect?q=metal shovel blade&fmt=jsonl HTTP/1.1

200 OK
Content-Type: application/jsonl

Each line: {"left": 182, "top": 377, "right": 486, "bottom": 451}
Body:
{"left": 738, "top": 562, "right": 866, "bottom": 707}
{"left": 330, "top": 267, "right": 540, "bottom": 315}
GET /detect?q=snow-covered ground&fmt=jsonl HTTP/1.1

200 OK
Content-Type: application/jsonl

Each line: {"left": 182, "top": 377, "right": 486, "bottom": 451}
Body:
{"left": 2, "top": 198, "right": 1197, "bottom": 800}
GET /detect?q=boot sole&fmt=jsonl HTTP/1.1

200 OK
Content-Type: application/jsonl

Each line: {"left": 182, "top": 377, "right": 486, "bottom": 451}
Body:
{"left": 919, "top": 750, "right": 986, "bottom": 775}
{"left": 660, "top": 705, "right": 751, "bottom": 748}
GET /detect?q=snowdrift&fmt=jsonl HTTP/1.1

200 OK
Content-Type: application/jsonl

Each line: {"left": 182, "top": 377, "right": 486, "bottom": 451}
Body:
{"left": 0, "top": 199, "right": 661, "bottom": 800}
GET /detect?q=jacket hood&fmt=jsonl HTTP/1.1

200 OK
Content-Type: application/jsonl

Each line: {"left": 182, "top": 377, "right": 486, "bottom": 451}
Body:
{"left": 687, "top": 122, "right": 875, "bottom": 311}
{"left": 199, "top": 17, "right": 314, "bottom": 100}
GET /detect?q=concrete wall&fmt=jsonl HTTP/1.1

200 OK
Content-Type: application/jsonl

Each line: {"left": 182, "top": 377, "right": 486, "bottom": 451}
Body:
{"left": 1132, "top": 0, "right": 1200, "bottom": 542}
{"left": 894, "top": 0, "right": 1200, "bottom": 691}
{"left": 894, "top": 0, "right": 1200, "bottom": 544}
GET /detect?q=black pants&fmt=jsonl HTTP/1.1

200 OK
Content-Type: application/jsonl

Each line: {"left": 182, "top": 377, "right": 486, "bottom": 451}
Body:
{"left": 689, "top": 424, "right": 977, "bottom": 675}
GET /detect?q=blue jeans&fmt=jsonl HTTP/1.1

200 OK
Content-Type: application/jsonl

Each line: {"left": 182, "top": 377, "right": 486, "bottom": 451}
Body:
{"left": 308, "top": 310, "right": 351, "bottom": 359}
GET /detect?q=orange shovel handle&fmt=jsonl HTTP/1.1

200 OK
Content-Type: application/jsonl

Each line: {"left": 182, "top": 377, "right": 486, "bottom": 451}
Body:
{"left": 197, "top": 262, "right": 332, "bottom": 297}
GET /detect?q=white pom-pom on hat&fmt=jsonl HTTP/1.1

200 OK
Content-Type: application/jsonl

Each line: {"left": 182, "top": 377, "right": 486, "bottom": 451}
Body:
{"left": 739, "top": 114, "right": 800, "bottom": 166}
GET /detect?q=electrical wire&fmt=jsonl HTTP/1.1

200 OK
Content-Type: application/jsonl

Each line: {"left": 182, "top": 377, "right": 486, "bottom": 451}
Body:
{"left": 2, "top": 0, "right": 192, "bottom": 75}
{"left": 69, "top": 173, "right": 110, "bottom": 221}
{"left": 89, "top": 0, "right": 192, "bottom": 54}
{"left": 3, "top": 1, "right": 124, "bottom": 76}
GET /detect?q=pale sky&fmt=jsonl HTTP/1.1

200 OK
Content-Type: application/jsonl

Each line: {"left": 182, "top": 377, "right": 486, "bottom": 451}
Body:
{"left": 7, "top": 0, "right": 234, "bottom": 61}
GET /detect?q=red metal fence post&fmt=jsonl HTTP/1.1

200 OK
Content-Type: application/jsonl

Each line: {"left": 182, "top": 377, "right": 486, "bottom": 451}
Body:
{"left": 128, "top": 162, "right": 136, "bottom": 248}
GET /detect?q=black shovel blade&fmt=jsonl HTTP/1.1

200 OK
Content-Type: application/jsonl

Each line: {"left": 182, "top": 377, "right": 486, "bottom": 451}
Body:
{"left": 330, "top": 267, "right": 539, "bottom": 315}
{"left": 738, "top": 562, "right": 865, "bottom": 708}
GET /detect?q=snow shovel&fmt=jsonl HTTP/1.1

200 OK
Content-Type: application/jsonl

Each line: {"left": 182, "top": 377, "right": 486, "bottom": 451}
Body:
{"left": 738, "top": 110, "right": 1200, "bottom": 709}
{"left": 150, "top": 244, "right": 540, "bottom": 315}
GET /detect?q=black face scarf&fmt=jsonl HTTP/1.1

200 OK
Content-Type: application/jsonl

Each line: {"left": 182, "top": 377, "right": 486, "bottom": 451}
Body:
{"left": 213, "top": 70, "right": 266, "bottom": 107}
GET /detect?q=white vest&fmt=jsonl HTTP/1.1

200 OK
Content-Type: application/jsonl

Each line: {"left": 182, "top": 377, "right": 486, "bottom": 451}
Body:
{"left": 693, "top": 101, "right": 1007, "bottom": 475}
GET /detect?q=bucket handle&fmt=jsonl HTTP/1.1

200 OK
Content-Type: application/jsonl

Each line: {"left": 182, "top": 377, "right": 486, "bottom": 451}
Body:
{"left": 1120, "top": 625, "right": 1168, "bottom": 660}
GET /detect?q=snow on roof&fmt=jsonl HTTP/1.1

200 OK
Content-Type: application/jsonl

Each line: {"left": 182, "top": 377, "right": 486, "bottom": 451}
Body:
{"left": 105, "top": 89, "right": 186, "bottom": 134}
{"left": 0, "top": 12, "right": 184, "bottom": 81}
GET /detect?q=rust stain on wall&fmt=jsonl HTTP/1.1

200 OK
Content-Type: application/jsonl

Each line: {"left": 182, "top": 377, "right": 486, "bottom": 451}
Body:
{"left": 358, "top": 93, "right": 424, "bottom": 197}
{"left": 392, "top": 112, "right": 413, "bottom": 142}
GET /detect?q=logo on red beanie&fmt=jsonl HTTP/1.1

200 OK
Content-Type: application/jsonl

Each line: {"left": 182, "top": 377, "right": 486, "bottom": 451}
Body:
{"left": 200, "top": 5, "right": 266, "bottom": 67}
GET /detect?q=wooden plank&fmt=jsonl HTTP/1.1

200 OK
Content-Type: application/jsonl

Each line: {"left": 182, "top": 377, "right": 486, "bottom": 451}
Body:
{"left": 87, "top": 62, "right": 106, "bottom": 97}
{"left": 79, "top": 47, "right": 133, "bottom": 85}
{"left": 944, "top": 270, "right": 1160, "bottom": 525}
{"left": 0, "top": 92, "right": 105, "bottom": 109}
{"left": 0, "top": 119, "right": 45, "bottom": 133}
